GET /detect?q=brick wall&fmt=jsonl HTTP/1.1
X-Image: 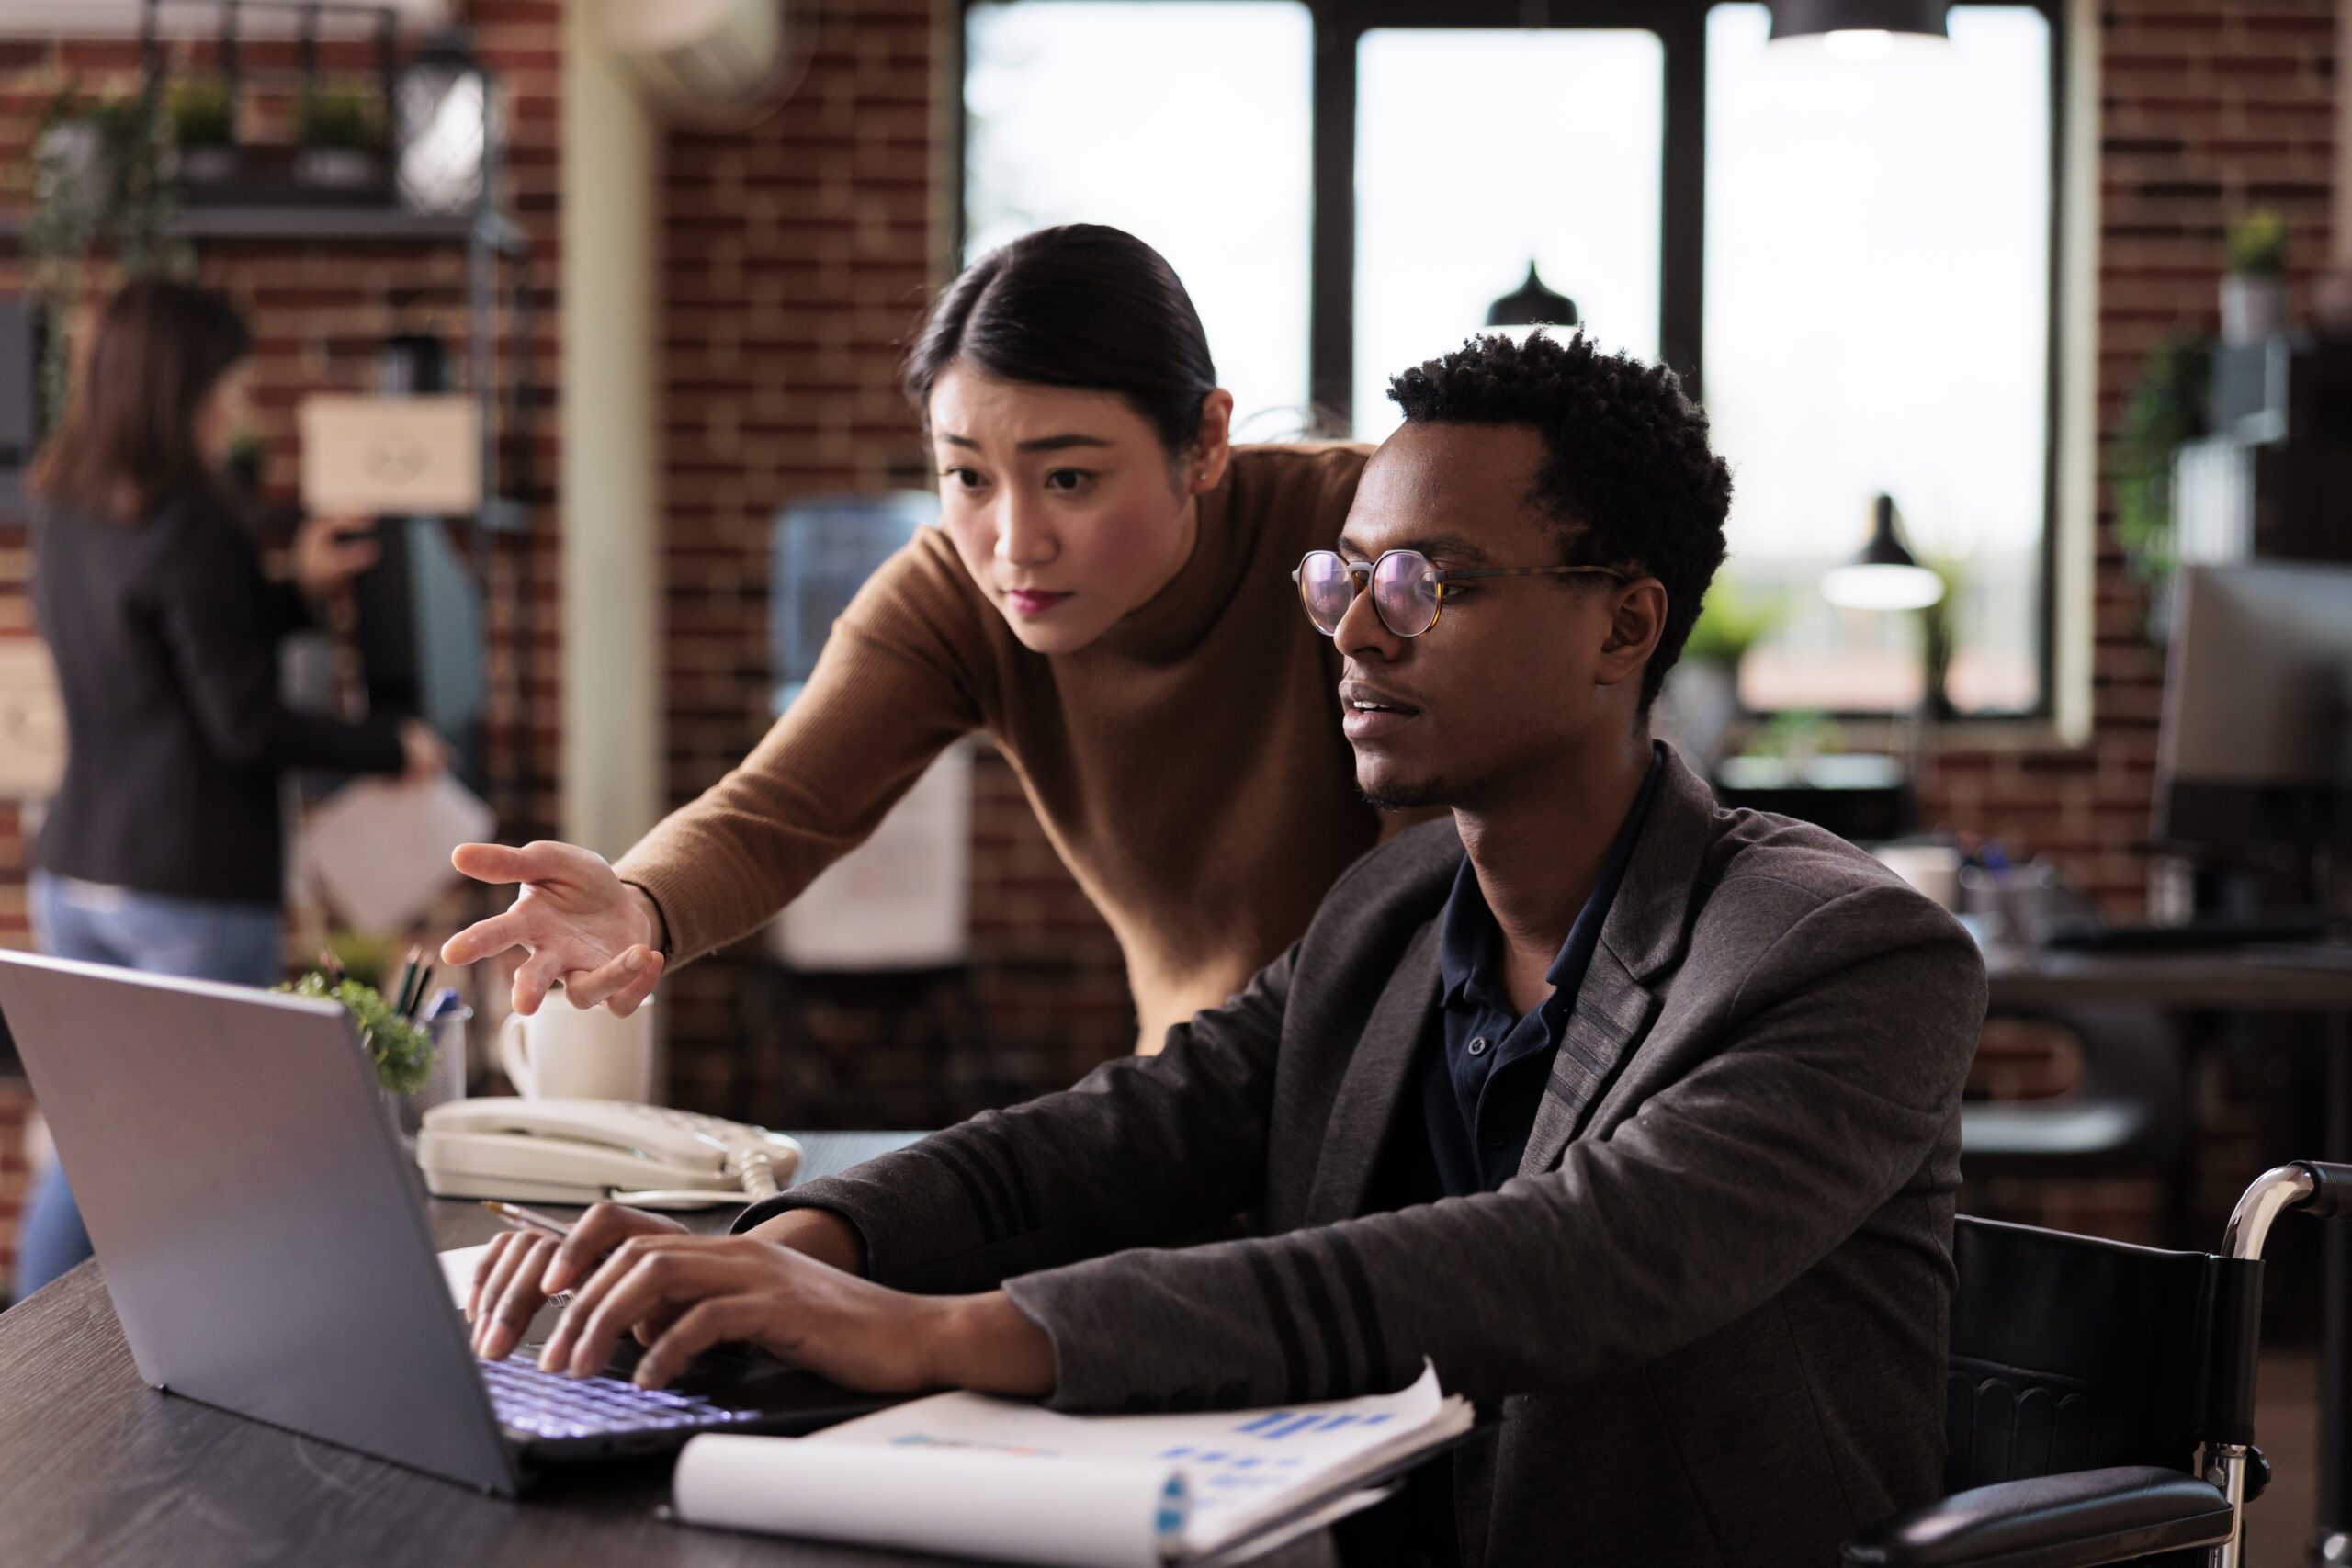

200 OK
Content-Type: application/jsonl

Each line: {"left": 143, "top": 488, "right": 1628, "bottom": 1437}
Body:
{"left": 1928, "top": 0, "right": 2338, "bottom": 1240}
{"left": 0, "top": 1, "right": 565, "bottom": 1287}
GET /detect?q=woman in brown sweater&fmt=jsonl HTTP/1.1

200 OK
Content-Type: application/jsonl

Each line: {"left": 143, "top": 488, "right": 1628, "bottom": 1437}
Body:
{"left": 443, "top": 225, "right": 1384, "bottom": 1051}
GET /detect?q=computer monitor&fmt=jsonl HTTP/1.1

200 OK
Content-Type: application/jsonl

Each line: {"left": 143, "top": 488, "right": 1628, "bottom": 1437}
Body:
{"left": 2155, "top": 562, "right": 2352, "bottom": 879}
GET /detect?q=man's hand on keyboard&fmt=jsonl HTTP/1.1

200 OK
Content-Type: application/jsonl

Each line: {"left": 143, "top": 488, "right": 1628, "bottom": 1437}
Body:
{"left": 468, "top": 1205, "right": 687, "bottom": 1363}
{"left": 534, "top": 1227, "right": 1057, "bottom": 1401}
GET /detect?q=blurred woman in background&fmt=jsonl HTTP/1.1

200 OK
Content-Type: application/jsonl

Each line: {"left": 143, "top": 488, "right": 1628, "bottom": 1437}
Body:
{"left": 14, "top": 277, "right": 444, "bottom": 1299}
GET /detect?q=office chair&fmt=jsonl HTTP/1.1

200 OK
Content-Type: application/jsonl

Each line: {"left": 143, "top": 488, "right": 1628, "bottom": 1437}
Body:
{"left": 1845, "top": 1160, "right": 2352, "bottom": 1568}
{"left": 1962, "top": 1007, "right": 2190, "bottom": 1238}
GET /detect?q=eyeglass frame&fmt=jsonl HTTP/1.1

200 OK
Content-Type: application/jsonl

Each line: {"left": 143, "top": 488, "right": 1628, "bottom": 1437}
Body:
{"left": 1291, "top": 548, "right": 1634, "bottom": 638}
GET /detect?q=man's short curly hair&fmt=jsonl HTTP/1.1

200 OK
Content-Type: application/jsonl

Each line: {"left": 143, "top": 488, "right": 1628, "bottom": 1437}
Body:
{"left": 1387, "top": 332, "right": 1732, "bottom": 714}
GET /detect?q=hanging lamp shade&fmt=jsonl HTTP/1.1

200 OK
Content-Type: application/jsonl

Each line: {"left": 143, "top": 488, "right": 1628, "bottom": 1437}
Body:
{"left": 1486, "top": 263, "right": 1579, "bottom": 333}
{"left": 1769, "top": 0, "right": 1949, "bottom": 42}
{"left": 1821, "top": 494, "right": 1944, "bottom": 612}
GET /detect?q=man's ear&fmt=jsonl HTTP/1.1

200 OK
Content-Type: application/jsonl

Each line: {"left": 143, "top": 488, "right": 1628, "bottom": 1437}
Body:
{"left": 1595, "top": 580, "right": 1668, "bottom": 691}
{"left": 1185, "top": 389, "right": 1238, "bottom": 496}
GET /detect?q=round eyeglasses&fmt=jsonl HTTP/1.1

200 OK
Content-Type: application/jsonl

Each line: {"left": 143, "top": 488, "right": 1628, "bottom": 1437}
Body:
{"left": 1291, "top": 549, "right": 1631, "bottom": 638}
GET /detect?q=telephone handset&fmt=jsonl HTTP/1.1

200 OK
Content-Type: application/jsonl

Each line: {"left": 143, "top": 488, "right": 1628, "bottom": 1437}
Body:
{"left": 415, "top": 1098, "right": 804, "bottom": 1210}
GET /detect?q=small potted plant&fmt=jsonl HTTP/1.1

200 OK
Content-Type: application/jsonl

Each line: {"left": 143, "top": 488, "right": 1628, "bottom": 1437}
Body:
{"left": 2221, "top": 209, "right": 2290, "bottom": 345}
{"left": 278, "top": 969, "right": 438, "bottom": 1099}
{"left": 295, "top": 84, "right": 386, "bottom": 195}
{"left": 164, "top": 78, "right": 239, "bottom": 189}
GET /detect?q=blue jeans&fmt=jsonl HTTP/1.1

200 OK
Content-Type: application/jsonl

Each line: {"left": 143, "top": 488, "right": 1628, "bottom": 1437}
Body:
{"left": 14, "top": 873, "right": 282, "bottom": 1301}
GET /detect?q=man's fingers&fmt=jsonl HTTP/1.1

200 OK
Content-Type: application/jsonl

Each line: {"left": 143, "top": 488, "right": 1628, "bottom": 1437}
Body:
{"left": 471, "top": 1233, "right": 552, "bottom": 1359}
{"left": 541, "top": 1202, "right": 666, "bottom": 1295}
{"left": 547, "top": 1240, "right": 739, "bottom": 1377}
{"left": 568, "top": 1250, "right": 743, "bottom": 1379}
{"left": 479, "top": 1235, "right": 562, "bottom": 1362}
{"left": 438, "top": 908, "right": 536, "bottom": 968}
{"left": 540, "top": 1233, "right": 663, "bottom": 1371}
{"left": 631, "top": 1300, "right": 689, "bottom": 1348}
{"left": 467, "top": 1230, "right": 520, "bottom": 1321}
{"left": 636, "top": 1295, "right": 771, "bottom": 1390}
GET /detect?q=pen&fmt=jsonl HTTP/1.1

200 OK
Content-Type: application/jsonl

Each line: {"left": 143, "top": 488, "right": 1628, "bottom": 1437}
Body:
{"left": 482, "top": 1200, "right": 575, "bottom": 1241}
{"left": 405, "top": 964, "right": 435, "bottom": 1020}
{"left": 391, "top": 948, "right": 422, "bottom": 1018}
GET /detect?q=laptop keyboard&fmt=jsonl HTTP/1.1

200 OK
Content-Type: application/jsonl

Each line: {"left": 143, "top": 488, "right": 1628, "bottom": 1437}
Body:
{"left": 482, "top": 1351, "right": 764, "bottom": 1441}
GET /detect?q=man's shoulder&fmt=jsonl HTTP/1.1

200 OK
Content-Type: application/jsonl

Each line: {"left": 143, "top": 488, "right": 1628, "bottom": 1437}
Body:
{"left": 1687, "top": 804, "right": 1981, "bottom": 991}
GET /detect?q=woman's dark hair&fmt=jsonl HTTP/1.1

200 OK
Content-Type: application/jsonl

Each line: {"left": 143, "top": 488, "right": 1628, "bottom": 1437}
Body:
{"left": 30, "top": 277, "right": 252, "bottom": 525}
{"left": 903, "top": 224, "right": 1218, "bottom": 457}
{"left": 1388, "top": 332, "right": 1733, "bottom": 715}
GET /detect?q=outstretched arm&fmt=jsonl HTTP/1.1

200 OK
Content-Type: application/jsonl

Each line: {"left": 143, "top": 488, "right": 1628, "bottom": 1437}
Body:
{"left": 440, "top": 536, "right": 986, "bottom": 1016}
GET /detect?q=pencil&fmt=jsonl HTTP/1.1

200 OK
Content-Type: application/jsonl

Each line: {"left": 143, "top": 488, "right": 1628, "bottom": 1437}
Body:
{"left": 481, "top": 1201, "right": 575, "bottom": 1240}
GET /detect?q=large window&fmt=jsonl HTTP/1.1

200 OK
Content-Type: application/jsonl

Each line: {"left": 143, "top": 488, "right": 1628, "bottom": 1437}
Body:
{"left": 961, "top": 1, "right": 2062, "bottom": 717}
{"left": 1353, "top": 28, "right": 1663, "bottom": 440}
{"left": 964, "top": 1, "right": 1315, "bottom": 439}
{"left": 1704, "top": 4, "right": 2052, "bottom": 715}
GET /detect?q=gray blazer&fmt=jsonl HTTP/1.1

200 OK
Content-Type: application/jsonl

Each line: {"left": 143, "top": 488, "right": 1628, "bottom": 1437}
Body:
{"left": 755, "top": 746, "right": 1988, "bottom": 1565}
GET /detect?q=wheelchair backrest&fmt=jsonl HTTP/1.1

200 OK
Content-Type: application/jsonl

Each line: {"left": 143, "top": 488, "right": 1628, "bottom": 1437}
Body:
{"left": 1945, "top": 1215, "right": 2225, "bottom": 1494}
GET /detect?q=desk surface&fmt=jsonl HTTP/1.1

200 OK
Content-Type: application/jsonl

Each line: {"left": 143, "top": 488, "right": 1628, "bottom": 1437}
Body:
{"left": 1983, "top": 946, "right": 2352, "bottom": 1011}
{"left": 0, "top": 1131, "right": 1333, "bottom": 1568}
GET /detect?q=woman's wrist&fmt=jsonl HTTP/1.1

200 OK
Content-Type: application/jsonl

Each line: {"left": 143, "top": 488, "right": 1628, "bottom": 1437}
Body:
{"left": 624, "top": 883, "right": 669, "bottom": 956}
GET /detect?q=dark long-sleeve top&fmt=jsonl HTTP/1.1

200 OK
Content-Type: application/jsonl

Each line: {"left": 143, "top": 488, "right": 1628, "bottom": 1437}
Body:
{"left": 31, "top": 491, "right": 405, "bottom": 907}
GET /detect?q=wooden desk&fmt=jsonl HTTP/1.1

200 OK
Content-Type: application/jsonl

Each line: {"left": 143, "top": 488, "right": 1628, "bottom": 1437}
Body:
{"left": 0, "top": 1132, "right": 1335, "bottom": 1568}
{"left": 1980, "top": 946, "right": 2352, "bottom": 1561}
{"left": 1984, "top": 947, "right": 2352, "bottom": 1013}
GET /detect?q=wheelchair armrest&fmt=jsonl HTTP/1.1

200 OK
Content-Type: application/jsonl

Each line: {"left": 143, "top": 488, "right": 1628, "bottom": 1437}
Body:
{"left": 1841, "top": 1466, "right": 2234, "bottom": 1568}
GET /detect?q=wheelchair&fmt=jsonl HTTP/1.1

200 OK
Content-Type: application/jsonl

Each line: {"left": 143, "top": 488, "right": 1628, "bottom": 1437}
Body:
{"left": 1847, "top": 1160, "right": 2352, "bottom": 1568}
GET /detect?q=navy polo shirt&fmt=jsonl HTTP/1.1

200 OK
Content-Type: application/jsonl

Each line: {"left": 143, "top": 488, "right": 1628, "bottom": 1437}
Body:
{"left": 1415, "top": 743, "right": 1665, "bottom": 1196}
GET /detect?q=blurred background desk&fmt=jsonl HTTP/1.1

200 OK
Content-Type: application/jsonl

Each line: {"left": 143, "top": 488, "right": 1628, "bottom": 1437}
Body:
{"left": 1979, "top": 946, "right": 2352, "bottom": 1559}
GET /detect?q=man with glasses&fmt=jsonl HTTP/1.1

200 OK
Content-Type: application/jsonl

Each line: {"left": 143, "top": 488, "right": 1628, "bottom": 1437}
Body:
{"left": 492, "top": 333, "right": 1986, "bottom": 1566}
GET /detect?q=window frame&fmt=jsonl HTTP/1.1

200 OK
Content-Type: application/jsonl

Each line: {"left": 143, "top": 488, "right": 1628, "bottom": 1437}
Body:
{"left": 954, "top": 0, "right": 2069, "bottom": 724}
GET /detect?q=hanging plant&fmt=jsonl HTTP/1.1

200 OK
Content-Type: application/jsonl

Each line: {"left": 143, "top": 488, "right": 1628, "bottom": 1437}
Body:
{"left": 2109, "top": 335, "right": 2211, "bottom": 637}
{"left": 21, "top": 89, "right": 187, "bottom": 431}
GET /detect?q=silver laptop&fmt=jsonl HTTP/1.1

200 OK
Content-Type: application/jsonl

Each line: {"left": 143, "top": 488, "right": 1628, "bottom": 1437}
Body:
{"left": 0, "top": 951, "right": 892, "bottom": 1495}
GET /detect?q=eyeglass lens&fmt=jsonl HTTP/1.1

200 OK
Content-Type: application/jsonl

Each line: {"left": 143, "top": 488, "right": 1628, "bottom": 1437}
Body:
{"left": 1296, "top": 550, "right": 1442, "bottom": 637}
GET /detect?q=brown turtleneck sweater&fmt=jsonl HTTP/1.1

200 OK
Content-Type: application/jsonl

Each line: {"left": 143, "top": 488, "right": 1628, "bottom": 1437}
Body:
{"left": 614, "top": 443, "right": 1384, "bottom": 1050}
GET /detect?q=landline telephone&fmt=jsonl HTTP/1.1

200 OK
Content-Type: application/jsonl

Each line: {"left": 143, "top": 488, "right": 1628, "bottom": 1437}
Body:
{"left": 416, "top": 1099, "right": 804, "bottom": 1209}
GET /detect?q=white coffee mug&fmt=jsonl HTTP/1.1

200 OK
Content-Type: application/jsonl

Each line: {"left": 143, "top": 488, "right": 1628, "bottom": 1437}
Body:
{"left": 499, "top": 988, "right": 656, "bottom": 1101}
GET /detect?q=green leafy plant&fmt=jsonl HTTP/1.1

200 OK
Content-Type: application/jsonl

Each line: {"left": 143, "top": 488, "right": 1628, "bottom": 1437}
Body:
{"left": 21, "top": 90, "right": 183, "bottom": 429}
{"left": 1681, "top": 579, "right": 1781, "bottom": 667}
{"left": 323, "top": 928, "right": 393, "bottom": 991}
{"left": 2110, "top": 335, "right": 2212, "bottom": 601}
{"left": 1740, "top": 709, "right": 1845, "bottom": 762}
{"left": 2225, "top": 209, "right": 2289, "bottom": 276}
{"left": 277, "top": 972, "right": 436, "bottom": 1095}
{"left": 297, "top": 85, "right": 380, "bottom": 154}
{"left": 164, "top": 78, "right": 236, "bottom": 150}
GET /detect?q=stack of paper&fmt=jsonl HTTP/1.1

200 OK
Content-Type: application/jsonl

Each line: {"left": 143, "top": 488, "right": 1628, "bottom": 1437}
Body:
{"left": 671, "top": 1364, "right": 1472, "bottom": 1565}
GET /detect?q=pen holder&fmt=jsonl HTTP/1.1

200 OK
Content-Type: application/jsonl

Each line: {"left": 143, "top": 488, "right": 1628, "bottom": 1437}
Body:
{"left": 385, "top": 1007, "right": 470, "bottom": 1138}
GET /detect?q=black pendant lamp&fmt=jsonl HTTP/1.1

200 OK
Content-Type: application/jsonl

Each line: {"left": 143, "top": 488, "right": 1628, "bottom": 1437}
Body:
{"left": 1769, "top": 0, "right": 1948, "bottom": 42}
{"left": 1486, "top": 263, "right": 1579, "bottom": 333}
{"left": 1821, "top": 493, "right": 1944, "bottom": 612}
